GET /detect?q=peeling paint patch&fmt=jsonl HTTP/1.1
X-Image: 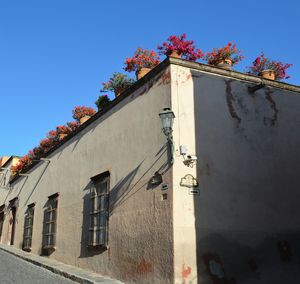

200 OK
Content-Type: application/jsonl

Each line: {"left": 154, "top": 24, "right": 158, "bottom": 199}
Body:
{"left": 136, "top": 260, "right": 153, "bottom": 274}
{"left": 186, "top": 73, "right": 192, "bottom": 81}
{"left": 225, "top": 80, "right": 241, "bottom": 127}
{"left": 158, "top": 70, "right": 171, "bottom": 86}
{"left": 181, "top": 264, "right": 192, "bottom": 281}
{"left": 264, "top": 90, "right": 278, "bottom": 126}
{"left": 137, "top": 69, "right": 171, "bottom": 97}
{"left": 120, "top": 258, "right": 154, "bottom": 281}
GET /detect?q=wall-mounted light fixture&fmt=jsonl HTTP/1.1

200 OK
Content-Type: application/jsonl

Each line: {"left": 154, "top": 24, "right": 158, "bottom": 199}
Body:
{"left": 159, "top": 108, "right": 175, "bottom": 164}
{"left": 149, "top": 171, "right": 163, "bottom": 186}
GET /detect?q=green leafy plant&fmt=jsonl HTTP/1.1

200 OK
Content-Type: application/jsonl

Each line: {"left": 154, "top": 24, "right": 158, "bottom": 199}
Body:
{"left": 101, "top": 72, "right": 135, "bottom": 95}
{"left": 95, "top": 94, "right": 111, "bottom": 111}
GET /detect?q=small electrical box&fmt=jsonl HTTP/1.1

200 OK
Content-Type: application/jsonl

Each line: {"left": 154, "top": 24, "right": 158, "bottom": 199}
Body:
{"left": 179, "top": 145, "right": 188, "bottom": 155}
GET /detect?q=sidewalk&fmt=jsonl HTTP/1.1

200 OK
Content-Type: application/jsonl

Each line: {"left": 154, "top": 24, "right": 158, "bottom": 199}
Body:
{"left": 0, "top": 244, "right": 124, "bottom": 284}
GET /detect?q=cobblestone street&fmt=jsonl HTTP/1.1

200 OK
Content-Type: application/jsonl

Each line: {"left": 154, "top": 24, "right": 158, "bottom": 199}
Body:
{"left": 0, "top": 249, "right": 75, "bottom": 284}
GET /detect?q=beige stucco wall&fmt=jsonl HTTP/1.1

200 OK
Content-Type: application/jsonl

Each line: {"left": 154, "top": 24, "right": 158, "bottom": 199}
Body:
{"left": 0, "top": 67, "right": 174, "bottom": 284}
{"left": 189, "top": 65, "right": 300, "bottom": 283}
{"left": 170, "top": 65, "right": 198, "bottom": 284}
{"left": 168, "top": 62, "right": 300, "bottom": 284}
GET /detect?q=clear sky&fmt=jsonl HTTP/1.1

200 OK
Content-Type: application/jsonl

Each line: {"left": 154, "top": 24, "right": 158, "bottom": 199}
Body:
{"left": 0, "top": 0, "right": 299, "bottom": 157}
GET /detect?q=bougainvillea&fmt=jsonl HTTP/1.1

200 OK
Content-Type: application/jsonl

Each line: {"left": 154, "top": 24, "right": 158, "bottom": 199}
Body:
{"left": 11, "top": 155, "right": 32, "bottom": 173}
{"left": 47, "top": 130, "right": 58, "bottom": 140}
{"left": 100, "top": 72, "right": 135, "bottom": 95}
{"left": 72, "top": 106, "right": 96, "bottom": 121}
{"left": 247, "top": 53, "right": 292, "bottom": 80}
{"left": 11, "top": 117, "right": 84, "bottom": 175}
{"left": 27, "top": 150, "right": 36, "bottom": 160}
{"left": 95, "top": 94, "right": 111, "bottom": 111}
{"left": 157, "top": 34, "right": 204, "bottom": 61}
{"left": 205, "top": 42, "right": 243, "bottom": 66}
{"left": 32, "top": 146, "right": 45, "bottom": 158}
{"left": 56, "top": 125, "right": 71, "bottom": 135}
{"left": 124, "top": 48, "right": 160, "bottom": 72}
{"left": 40, "top": 138, "right": 54, "bottom": 151}
{"left": 67, "top": 121, "right": 80, "bottom": 132}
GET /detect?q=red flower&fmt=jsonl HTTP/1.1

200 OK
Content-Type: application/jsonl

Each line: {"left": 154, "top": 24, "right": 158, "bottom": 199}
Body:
{"left": 67, "top": 121, "right": 80, "bottom": 131}
{"left": 124, "top": 48, "right": 160, "bottom": 72}
{"left": 11, "top": 155, "right": 32, "bottom": 173}
{"left": 158, "top": 34, "right": 204, "bottom": 61}
{"left": 72, "top": 106, "right": 96, "bottom": 121}
{"left": 247, "top": 53, "right": 292, "bottom": 80}
{"left": 47, "top": 130, "right": 57, "bottom": 139}
{"left": 56, "top": 125, "right": 71, "bottom": 135}
{"left": 205, "top": 42, "right": 243, "bottom": 66}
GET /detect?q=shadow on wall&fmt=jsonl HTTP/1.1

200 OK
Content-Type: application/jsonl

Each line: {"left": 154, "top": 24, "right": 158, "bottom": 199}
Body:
{"left": 2, "top": 176, "right": 28, "bottom": 205}
{"left": 192, "top": 71, "right": 300, "bottom": 283}
{"left": 197, "top": 231, "right": 300, "bottom": 284}
{"left": 70, "top": 99, "right": 129, "bottom": 155}
{"left": 79, "top": 180, "right": 107, "bottom": 258}
{"left": 40, "top": 200, "right": 49, "bottom": 256}
{"left": 23, "top": 160, "right": 50, "bottom": 205}
{"left": 109, "top": 145, "right": 169, "bottom": 215}
{"left": 78, "top": 165, "right": 142, "bottom": 259}
{"left": 79, "top": 143, "right": 171, "bottom": 259}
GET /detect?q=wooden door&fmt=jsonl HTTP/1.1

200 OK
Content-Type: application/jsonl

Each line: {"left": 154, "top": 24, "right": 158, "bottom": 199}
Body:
{"left": 7, "top": 207, "right": 16, "bottom": 245}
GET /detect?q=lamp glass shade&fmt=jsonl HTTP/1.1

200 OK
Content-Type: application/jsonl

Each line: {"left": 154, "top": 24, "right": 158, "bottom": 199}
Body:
{"left": 159, "top": 108, "right": 175, "bottom": 136}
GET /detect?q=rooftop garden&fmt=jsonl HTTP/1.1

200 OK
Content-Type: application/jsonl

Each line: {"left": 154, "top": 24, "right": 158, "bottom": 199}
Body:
{"left": 11, "top": 34, "right": 293, "bottom": 175}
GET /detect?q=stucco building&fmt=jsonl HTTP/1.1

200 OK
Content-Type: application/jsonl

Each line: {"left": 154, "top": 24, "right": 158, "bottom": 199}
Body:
{"left": 0, "top": 58, "right": 300, "bottom": 284}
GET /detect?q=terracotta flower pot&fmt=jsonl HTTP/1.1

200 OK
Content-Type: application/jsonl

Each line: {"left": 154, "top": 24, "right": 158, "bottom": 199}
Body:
{"left": 169, "top": 50, "right": 182, "bottom": 58}
{"left": 259, "top": 70, "right": 275, "bottom": 80}
{"left": 59, "top": 134, "right": 67, "bottom": 140}
{"left": 217, "top": 58, "right": 233, "bottom": 70}
{"left": 79, "top": 115, "right": 91, "bottom": 124}
{"left": 136, "top": 67, "right": 152, "bottom": 80}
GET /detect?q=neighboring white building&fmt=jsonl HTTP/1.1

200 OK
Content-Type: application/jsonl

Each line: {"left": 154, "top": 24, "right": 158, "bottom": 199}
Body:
{"left": 0, "top": 58, "right": 300, "bottom": 284}
{"left": 0, "top": 156, "right": 20, "bottom": 188}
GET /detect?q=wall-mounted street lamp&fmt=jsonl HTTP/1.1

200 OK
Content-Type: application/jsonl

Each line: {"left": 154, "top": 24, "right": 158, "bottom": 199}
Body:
{"left": 159, "top": 108, "right": 175, "bottom": 164}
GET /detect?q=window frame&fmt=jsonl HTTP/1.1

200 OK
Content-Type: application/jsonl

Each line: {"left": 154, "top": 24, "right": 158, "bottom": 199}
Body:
{"left": 88, "top": 171, "right": 110, "bottom": 247}
{"left": 23, "top": 203, "right": 35, "bottom": 252}
{"left": 42, "top": 193, "right": 59, "bottom": 252}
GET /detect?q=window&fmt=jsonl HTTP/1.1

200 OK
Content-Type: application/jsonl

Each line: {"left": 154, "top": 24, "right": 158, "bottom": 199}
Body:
{"left": 89, "top": 172, "right": 109, "bottom": 246}
{"left": 43, "top": 193, "right": 58, "bottom": 251}
{"left": 23, "top": 203, "right": 35, "bottom": 252}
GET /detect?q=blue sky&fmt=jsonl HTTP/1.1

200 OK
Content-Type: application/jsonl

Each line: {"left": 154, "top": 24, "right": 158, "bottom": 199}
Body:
{"left": 0, "top": 0, "right": 299, "bottom": 157}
